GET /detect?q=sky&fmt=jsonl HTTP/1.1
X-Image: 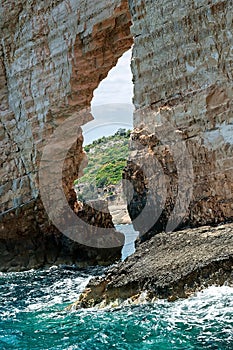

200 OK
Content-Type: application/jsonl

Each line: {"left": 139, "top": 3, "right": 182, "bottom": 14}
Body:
{"left": 82, "top": 49, "right": 134, "bottom": 145}
{"left": 91, "top": 49, "right": 134, "bottom": 106}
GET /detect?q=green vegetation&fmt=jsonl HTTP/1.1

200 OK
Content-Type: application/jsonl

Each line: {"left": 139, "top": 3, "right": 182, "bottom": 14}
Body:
{"left": 95, "top": 159, "right": 127, "bottom": 188}
{"left": 74, "top": 129, "right": 131, "bottom": 201}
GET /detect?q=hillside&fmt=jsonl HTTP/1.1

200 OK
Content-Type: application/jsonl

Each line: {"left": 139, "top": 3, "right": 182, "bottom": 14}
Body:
{"left": 74, "top": 129, "right": 131, "bottom": 202}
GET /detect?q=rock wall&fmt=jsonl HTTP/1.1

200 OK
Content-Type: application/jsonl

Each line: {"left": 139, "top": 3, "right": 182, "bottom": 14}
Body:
{"left": 124, "top": 0, "right": 233, "bottom": 238}
{"left": 0, "top": 198, "right": 124, "bottom": 272}
{"left": 0, "top": 0, "right": 132, "bottom": 270}
{"left": 0, "top": 0, "right": 232, "bottom": 270}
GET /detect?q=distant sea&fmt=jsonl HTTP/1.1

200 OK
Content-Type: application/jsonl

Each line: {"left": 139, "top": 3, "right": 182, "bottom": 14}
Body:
{"left": 0, "top": 225, "right": 232, "bottom": 350}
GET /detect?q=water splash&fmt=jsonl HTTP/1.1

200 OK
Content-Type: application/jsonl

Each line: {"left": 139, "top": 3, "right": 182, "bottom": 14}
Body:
{"left": 0, "top": 266, "right": 232, "bottom": 349}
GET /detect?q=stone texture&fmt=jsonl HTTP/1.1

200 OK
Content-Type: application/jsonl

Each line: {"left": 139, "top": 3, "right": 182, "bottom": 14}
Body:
{"left": 0, "top": 0, "right": 233, "bottom": 270}
{"left": 70, "top": 222, "right": 233, "bottom": 308}
{"left": 124, "top": 0, "right": 233, "bottom": 238}
{"left": 0, "top": 197, "right": 124, "bottom": 272}
{"left": 0, "top": 0, "right": 132, "bottom": 270}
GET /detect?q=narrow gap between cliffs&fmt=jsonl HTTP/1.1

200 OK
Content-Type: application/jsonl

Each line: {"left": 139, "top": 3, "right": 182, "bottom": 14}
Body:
{"left": 74, "top": 49, "right": 139, "bottom": 260}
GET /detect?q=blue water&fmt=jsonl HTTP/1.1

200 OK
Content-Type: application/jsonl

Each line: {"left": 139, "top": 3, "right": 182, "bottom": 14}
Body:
{"left": 0, "top": 225, "right": 232, "bottom": 349}
{"left": 116, "top": 224, "right": 139, "bottom": 261}
{"left": 0, "top": 265, "right": 232, "bottom": 350}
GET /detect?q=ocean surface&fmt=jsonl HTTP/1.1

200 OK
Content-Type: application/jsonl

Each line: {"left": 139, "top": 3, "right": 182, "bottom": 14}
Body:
{"left": 116, "top": 224, "right": 139, "bottom": 261}
{"left": 0, "top": 226, "right": 232, "bottom": 350}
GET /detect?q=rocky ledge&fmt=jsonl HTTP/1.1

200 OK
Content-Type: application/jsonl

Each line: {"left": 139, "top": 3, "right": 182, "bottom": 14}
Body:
{"left": 0, "top": 198, "right": 124, "bottom": 272}
{"left": 70, "top": 222, "right": 233, "bottom": 309}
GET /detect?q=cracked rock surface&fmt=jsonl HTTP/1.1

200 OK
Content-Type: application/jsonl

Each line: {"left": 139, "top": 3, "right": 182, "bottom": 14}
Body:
{"left": 72, "top": 223, "right": 233, "bottom": 308}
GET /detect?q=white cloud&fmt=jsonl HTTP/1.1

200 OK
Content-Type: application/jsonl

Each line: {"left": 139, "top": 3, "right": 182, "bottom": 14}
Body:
{"left": 91, "top": 49, "right": 134, "bottom": 106}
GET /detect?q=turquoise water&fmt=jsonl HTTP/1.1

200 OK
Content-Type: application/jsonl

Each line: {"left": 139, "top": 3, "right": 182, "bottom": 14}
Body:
{"left": 0, "top": 265, "right": 232, "bottom": 350}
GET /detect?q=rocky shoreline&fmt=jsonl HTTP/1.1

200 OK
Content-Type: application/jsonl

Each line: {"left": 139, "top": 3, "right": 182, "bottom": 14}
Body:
{"left": 0, "top": 198, "right": 124, "bottom": 272}
{"left": 1, "top": 1, "right": 233, "bottom": 279}
{"left": 70, "top": 222, "right": 233, "bottom": 309}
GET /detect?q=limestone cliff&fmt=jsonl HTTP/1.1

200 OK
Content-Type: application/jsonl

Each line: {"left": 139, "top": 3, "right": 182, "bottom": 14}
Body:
{"left": 0, "top": 0, "right": 132, "bottom": 270}
{"left": 0, "top": 0, "right": 232, "bottom": 271}
{"left": 124, "top": 0, "right": 233, "bottom": 239}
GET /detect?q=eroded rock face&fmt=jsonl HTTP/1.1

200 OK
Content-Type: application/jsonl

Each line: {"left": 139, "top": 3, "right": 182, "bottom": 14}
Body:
{"left": 124, "top": 0, "right": 233, "bottom": 238}
{"left": 0, "top": 0, "right": 233, "bottom": 271}
{"left": 71, "top": 223, "right": 233, "bottom": 309}
{"left": 0, "top": 0, "right": 132, "bottom": 270}
{"left": 0, "top": 198, "right": 124, "bottom": 272}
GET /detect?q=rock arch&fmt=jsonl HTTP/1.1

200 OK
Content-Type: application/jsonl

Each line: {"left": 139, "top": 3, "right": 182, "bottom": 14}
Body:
{"left": 0, "top": 0, "right": 232, "bottom": 271}
{"left": 0, "top": 0, "right": 133, "bottom": 270}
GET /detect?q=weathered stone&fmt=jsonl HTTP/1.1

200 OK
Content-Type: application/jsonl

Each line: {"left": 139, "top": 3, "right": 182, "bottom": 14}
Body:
{"left": 0, "top": 0, "right": 132, "bottom": 270}
{"left": 0, "top": 0, "right": 233, "bottom": 271}
{"left": 0, "top": 197, "right": 124, "bottom": 272}
{"left": 125, "top": 0, "right": 233, "bottom": 238}
{"left": 71, "top": 223, "right": 233, "bottom": 308}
